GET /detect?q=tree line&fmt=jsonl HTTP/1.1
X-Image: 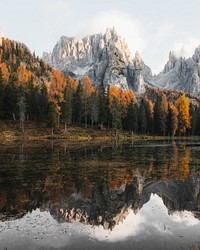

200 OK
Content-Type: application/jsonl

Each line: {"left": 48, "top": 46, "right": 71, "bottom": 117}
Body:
{"left": 0, "top": 37, "right": 200, "bottom": 136}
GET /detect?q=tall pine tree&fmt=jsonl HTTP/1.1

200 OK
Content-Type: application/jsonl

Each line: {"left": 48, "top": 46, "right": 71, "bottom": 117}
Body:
{"left": 73, "top": 82, "right": 83, "bottom": 124}
{"left": 62, "top": 85, "right": 73, "bottom": 132}
{"left": 138, "top": 99, "right": 147, "bottom": 134}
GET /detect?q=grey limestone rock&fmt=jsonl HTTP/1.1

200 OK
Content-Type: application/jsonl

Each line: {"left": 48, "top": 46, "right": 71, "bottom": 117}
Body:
{"left": 43, "top": 28, "right": 200, "bottom": 95}
{"left": 43, "top": 28, "right": 151, "bottom": 92}
{"left": 149, "top": 48, "right": 200, "bottom": 95}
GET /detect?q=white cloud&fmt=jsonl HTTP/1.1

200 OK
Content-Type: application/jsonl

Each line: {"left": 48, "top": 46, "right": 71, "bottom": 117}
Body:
{"left": 153, "top": 23, "right": 175, "bottom": 44}
{"left": 172, "top": 37, "right": 200, "bottom": 59}
{"left": 75, "top": 10, "right": 146, "bottom": 57}
{"left": 44, "top": 0, "right": 70, "bottom": 12}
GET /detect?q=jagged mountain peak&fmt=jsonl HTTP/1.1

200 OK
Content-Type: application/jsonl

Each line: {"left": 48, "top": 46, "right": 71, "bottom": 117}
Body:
{"left": 42, "top": 28, "right": 200, "bottom": 95}
{"left": 149, "top": 44, "right": 200, "bottom": 95}
{"left": 105, "top": 26, "right": 119, "bottom": 40}
{"left": 43, "top": 28, "right": 151, "bottom": 92}
{"left": 162, "top": 50, "right": 178, "bottom": 74}
{"left": 169, "top": 50, "right": 177, "bottom": 60}
{"left": 193, "top": 46, "right": 200, "bottom": 62}
{"left": 134, "top": 51, "right": 142, "bottom": 62}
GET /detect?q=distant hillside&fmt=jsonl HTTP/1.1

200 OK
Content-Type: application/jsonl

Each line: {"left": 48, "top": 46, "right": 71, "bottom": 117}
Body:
{"left": 0, "top": 37, "right": 67, "bottom": 126}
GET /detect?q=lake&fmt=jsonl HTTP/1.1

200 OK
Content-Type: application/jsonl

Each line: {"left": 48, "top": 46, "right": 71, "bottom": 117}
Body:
{"left": 0, "top": 140, "right": 199, "bottom": 250}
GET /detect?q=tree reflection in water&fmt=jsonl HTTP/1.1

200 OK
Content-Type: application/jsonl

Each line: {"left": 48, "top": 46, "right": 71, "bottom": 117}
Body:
{"left": 0, "top": 141, "right": 199, "bottom": 230}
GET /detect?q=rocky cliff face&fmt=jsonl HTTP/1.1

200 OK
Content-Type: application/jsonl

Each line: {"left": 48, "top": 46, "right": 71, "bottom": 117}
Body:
{"left": 149, "top": 49, "right": 200, "bottom": 95}
{"left": 43, "top": 28, "right": 152, "bottom": 92}
{"left": 43, "top": 28, "right": 200, "bottom": 95}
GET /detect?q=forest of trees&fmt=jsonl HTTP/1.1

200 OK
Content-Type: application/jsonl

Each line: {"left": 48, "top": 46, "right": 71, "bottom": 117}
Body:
{"left": 1, "top": 37, "right": 200, "bottom": 136}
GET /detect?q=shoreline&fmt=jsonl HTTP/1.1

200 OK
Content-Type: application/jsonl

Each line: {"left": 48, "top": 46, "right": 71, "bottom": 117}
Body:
{"left": 0, "top": 121, "right": 200, "bottom": 142}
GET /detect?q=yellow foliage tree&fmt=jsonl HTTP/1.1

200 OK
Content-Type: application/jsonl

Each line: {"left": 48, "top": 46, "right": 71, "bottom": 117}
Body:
{"left": 177, "top": 94, "right": 191, "bottom": 134}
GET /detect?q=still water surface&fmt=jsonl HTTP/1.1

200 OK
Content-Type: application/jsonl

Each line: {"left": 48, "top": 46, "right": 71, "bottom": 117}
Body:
{"left": 0, "top": 140, "right": 199, "bottom": 250}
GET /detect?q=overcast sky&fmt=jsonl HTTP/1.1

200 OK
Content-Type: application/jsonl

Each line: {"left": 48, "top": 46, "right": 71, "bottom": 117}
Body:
{"left": 1, "top": 0, "right": 200, "bottom": 73}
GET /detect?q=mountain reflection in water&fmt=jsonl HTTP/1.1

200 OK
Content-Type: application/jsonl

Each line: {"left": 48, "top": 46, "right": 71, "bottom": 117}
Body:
{"left": 0, "top": 140, "right": 199, "bottom": 249}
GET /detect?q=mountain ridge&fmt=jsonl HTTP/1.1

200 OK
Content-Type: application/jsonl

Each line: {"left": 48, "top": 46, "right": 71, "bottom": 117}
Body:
{"left": 43, "top": 27, "right": 152, "bottom": 93}
{"left": 43, "top": 28, "right": 200, "bottom": 95}
{"left": 148, "top": 48, "right": 200, "bottom": 95}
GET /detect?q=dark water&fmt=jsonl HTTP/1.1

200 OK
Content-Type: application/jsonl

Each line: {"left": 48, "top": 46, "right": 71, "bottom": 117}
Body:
{"left": 0, "top": 140, "right": 199, "bottom": 250}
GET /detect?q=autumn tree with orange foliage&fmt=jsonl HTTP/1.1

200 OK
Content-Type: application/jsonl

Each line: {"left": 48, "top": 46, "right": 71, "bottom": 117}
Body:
{"left": 109, "top": 86, "right": 122, "bottom": 130}
{"left": 16, "top": 64, "right": 32, "bottom": 87}
{"left": 121, "top": 89, "right": 135, "bottom": 117}
{"left": 177, "top": 94, "right": 191, "bottom": 134}
{"left": 109, "top": 86, "right": 120, "bottom": 104}
{"left": 109, "top": 85, "right": 136, "bottom": 131}
{"left": 0, "top": 63, "right": 9, "bottom": 84}
{"left": 48, "top": 70, "right": 66, "bottom": 133}
{"left": 109, "top": 86, "right": 135, "bottom": 113}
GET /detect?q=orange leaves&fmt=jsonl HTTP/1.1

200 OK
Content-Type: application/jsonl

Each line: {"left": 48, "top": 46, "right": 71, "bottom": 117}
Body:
{"left": 122, "top": 89, "right": 135, "bottom": 114}
{"left": 161, "top": 94, "right": 168, "bottom": 113}
{"left": 49, "top": 69, "right": 66, "bottom": 96}
{"left": 109, "top": 85, "right": 135, "bottom": 115}
{"left": 16, "top": 64, "right": 32, "bottom": 86}
{"left": 124, "top": 89, "right": 135, "bottom": 104}
{"left": 109, "top": 85, "right": 120, "bottom": 104}
{"left": 48, "top": 69, "right": 66, "bottom": 113}
{"left": 0, "top": 62, "right": 9, "bottom": 84}
{"left": 81, "top": 75, "right": 95, "bottom": 98}
{"left": 66, "top": 76, "right": 78, "bottom": 92}
{"left": 148, "top": 100, "right": 154, "bottom": 114}
{"left": 51, "top": 69, "right": 66, "bottom": 88}
{"left": 177, "top": 94, "right": 191, "bottom": 133}
{"left": 170, "top": 103, "right": 178, "bottom": 116}
{"left": 109, "top": 86, "right": 135, "bottom": 105}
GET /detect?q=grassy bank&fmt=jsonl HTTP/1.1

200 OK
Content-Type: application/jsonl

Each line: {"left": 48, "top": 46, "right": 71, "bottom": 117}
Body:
{"left": 0, "top": 120, "right": 200, "bottom": 141}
